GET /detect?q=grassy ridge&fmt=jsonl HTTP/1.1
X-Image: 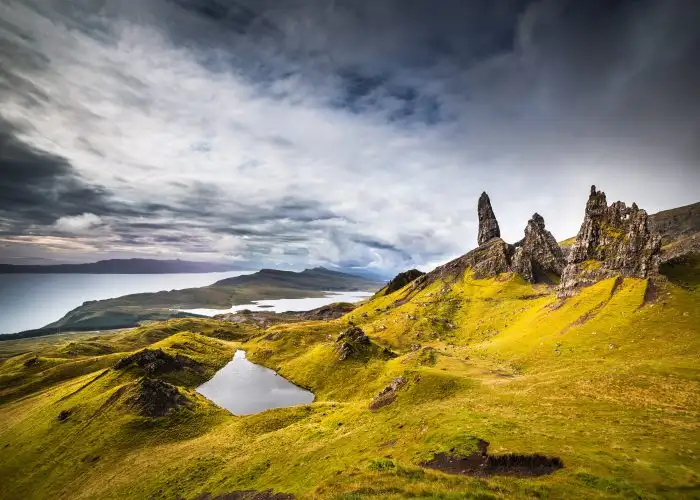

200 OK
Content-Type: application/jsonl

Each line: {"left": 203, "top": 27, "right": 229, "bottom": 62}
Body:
{"left": 1, "top": 264, "right": 699, "bottom": 499}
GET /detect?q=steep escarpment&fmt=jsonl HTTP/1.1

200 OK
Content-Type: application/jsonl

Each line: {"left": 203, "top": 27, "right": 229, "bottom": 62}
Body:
{"left": 558, "top": 186, "right": 661, "bottom": 296}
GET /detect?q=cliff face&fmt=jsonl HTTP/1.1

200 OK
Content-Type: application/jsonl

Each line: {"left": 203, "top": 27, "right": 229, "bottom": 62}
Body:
{"left": 558, "top": 186, "right": 661, "bottom": 296}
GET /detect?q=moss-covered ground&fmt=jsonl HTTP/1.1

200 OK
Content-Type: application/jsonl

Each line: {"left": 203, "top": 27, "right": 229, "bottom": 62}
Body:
{"left": 1, "top": 263, "right": 699, "bottom": 499}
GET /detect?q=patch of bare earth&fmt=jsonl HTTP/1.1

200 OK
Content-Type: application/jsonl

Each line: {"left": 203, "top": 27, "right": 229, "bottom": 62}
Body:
{"left": 421, "top": 439, "right": 563, "bottom": 477}
{"left": 193, "top": 490, "right": 294, "bottom": 500}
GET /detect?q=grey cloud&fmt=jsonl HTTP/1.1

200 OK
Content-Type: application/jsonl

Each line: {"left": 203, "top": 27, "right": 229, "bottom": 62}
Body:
{"left": 0, "top": 119, "right": 113, "bottom": 231}
{"left": 0, "top": 0, "right": 698, "bottom": 271}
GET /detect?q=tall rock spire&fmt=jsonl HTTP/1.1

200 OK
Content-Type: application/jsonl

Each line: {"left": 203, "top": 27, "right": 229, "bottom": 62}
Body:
{"left": 477, "top": 192, "right": 501, "bottom": 246}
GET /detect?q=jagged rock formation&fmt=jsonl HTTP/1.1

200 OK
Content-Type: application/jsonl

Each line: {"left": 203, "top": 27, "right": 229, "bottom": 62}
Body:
{"left": 419, "top": 186, "right": 664, "bottom": 292}
{"left": 385, "top": 269, "right": 425, "bottom": 294}
{"left": 421, "top": 195, "right": 565, "bottom": 285}
{"left": 512, "top": 213, "right": 566, "bottom": 283}
{"left": 558, "top": 186, "right": 661, "bottom": 296}
{"left": 477, "top": 192, "right": 501, "bottom": 246}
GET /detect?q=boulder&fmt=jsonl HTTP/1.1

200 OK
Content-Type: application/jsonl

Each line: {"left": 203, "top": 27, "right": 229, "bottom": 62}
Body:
{"left": 369, "top": 377, "right": 407, "bottom": 410}
{"left": 336, "top": 326, "right": 371, "bottom": 344}
{"left": 56, "top": 409, "right": 72, "bottom": 422}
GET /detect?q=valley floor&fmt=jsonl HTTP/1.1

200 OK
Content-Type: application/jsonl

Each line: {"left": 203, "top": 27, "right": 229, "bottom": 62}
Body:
{"left": 1, "top": 263, "right": 699, "bottom": 499}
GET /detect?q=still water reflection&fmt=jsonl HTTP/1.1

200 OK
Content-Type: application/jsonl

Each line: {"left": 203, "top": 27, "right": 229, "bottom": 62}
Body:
{"left": 197, "top": 350, "right": 314, "bottom": 415}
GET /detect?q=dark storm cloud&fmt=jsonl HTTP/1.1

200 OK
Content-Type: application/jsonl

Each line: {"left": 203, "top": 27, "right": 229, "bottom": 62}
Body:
{"left": 0, "top": 119, "right": 112, "bottom": 232}
{"left": 0, "top": 0, "right": 699, "bottom": 269}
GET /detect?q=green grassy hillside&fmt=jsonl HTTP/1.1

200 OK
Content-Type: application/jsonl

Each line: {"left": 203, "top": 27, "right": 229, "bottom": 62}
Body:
{"left": 1, "top": 262, "right": 698, "bottom": 499}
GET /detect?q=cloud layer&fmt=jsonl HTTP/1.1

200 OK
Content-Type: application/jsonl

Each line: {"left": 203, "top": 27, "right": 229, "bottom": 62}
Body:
{"left": 1, "top": 0, "right": 699, "bottom": 272}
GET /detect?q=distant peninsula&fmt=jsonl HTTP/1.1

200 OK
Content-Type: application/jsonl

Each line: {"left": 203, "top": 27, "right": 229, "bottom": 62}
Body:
{"left": 1, "top": 267, "right": 382, "bottom": 339}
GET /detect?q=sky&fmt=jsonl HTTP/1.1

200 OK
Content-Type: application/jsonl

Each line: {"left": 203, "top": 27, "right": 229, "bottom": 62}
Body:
{"left": 1, "top": 0, "right": 699, "bottom": 274}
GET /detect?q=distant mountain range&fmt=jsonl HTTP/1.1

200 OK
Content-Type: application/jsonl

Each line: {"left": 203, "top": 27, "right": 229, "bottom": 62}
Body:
{"left": 0, "top": 258, "right": 242, "bottom": 274}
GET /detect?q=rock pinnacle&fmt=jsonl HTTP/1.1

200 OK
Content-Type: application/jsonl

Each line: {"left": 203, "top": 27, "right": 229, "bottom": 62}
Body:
{"left": 477, "top": 192, "right": 501, "bottom": 246}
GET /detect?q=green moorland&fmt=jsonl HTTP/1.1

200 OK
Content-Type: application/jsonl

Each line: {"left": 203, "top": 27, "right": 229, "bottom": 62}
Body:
{"left": 1, "top": 257, "right": 699, "bottom": 499}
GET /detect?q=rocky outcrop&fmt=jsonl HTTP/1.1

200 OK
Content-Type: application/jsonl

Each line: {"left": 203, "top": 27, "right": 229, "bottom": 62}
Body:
{"left": 335, "top": 326, "right": 371, "bottom": 360}
{"left": 298, "top": 302, "right": 356, "bottom": 320}
{"left": 127, "top": 378, "right": 191, "bottom": 417}
{"left": 113, "top": 348, "right": 201, "bottom": 375}
{"left": 335, "top": 326, "right": 396, "bottom": 361}
{"left": 512, "top": 213, "right": 566, "bottom": 283}
{"left": 385, "top": 269, "right": 425, "bottom": 294}
{"left": 423, "top": 195, "right": 565, "bottom": 284}
{"left": 369, "top": 376, "right": 407, "bottom": 410}
{"left": 477, "top": 192, "right": 501, "bottom": 246}
{"left": 464, "top": 238, "right": 513, "bottom": 279}
{"left": 558, "top": 186, "right": 661, "bottom": 296}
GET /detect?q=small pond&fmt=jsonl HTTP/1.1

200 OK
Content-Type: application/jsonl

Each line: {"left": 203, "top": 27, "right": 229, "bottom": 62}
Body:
{"left": 197, "top": 350, "right": 314, "bottom": 415}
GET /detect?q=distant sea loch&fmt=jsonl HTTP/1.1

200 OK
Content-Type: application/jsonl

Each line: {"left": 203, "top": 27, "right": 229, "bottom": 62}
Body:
{"left": 0, "top": 271, "right": 250, "bottom": 334}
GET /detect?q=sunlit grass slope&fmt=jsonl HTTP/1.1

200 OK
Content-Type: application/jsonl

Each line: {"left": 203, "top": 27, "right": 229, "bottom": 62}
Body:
{"left": 1, "top": 264, "right": 699, "bottom": 499}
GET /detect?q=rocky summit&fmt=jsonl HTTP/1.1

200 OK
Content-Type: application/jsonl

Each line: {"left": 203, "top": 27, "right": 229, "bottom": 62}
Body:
{"left": 425, "top": 186, "right": 664, "bottom": 292}
{"left": 477, "top": 192, "right": 501, "bottom": 246}
{"left": 558, "top": 185, "right": 661, "bottom": 296}
{"left": 428, "top": 193, "right": 565, "bottom": 285}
